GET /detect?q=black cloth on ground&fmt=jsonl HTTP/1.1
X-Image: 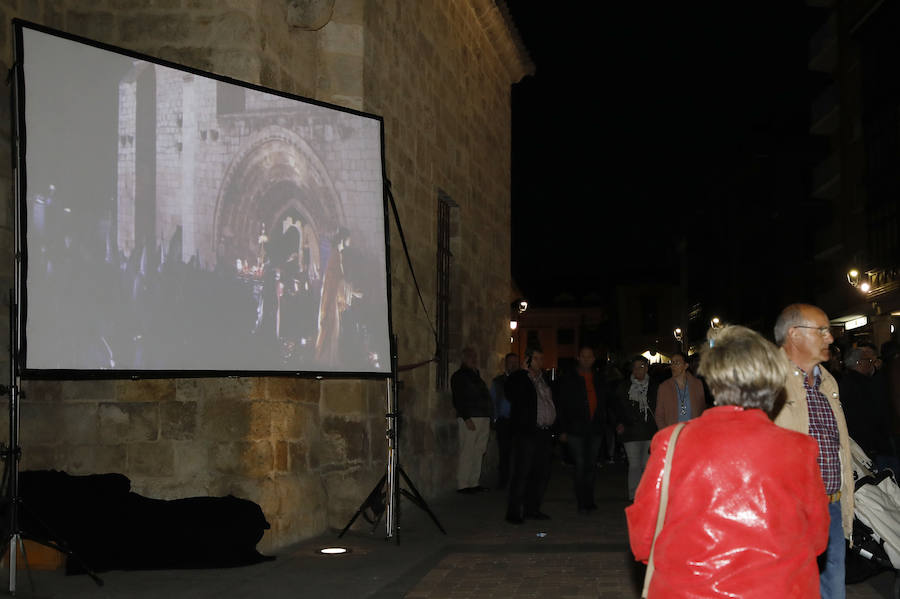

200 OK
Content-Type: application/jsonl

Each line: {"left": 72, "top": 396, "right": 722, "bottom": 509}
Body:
{"left": 6, "top": 470, "right": 273, "bottom": 574}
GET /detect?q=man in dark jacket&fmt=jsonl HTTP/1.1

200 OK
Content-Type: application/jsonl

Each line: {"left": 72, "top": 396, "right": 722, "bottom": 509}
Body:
{"left": 504, "top": 346, "right": 556, "bottom": 523}
{"left": 558, "top": 346, "right": 607, "bottom": 513}
{"left": 450, "top": 347, "right": 493, "bottom": 493}
{"left": 841, "top": 345, "right": 892, "bottom": 468}
{"left": 490, "top": 352, "right": 519, "bottom": 488}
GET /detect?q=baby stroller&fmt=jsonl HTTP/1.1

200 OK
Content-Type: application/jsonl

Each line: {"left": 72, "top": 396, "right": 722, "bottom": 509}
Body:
{"left": 846, "top": 438, "right": 900, "bottom": 598}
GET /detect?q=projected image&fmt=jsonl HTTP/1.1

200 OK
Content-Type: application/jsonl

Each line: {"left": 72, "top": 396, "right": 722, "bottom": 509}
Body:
{"left": 21, "top": 26, "right": 391, "bottom": 374}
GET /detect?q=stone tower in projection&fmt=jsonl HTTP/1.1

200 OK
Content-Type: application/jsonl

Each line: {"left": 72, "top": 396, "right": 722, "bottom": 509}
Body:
{"left": 116, "top": 61, "right": 384, "bottom": 273}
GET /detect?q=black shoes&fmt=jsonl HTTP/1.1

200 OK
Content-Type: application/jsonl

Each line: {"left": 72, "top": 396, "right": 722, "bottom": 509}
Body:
{"left": 524, "top": 511, "right": 551, "bottom": 520}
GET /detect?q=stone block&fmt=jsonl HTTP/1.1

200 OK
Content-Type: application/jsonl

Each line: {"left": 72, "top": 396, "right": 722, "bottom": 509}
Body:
{"left": 172, "top": 440, "right": 210, "bottom": 481}
{"left": 99, "top": 402, "right": 159, "bottom": 444}
{"left": 177, "top": 378, "right": 254, "bottom": 403}
{"left": 58, "top": 403, "right": 100, "bottom": 445}
{"left": 318, "top": 52, "right": 362, "bottom": 97}
{"left": 209, "top": 440, "right": 273, "bottom": 477}
{"left": 19, "top": 402, "right": 63, "bottom": 445}
{"left": 19, "top": 443, "right": 57, "bottom": 471}
{"left": 270, "top": 401, "right": 318, "bottom": 440}
{"left": 205, "top": 10, "right": 257, "bottom": 49}
{"left": 66, "top": 11, "right": 117, "bottom": 46}
{"left": 128, "top": 441, "right": 175, "bottom": 477}
{"left": 109, "top": 0, "right": 183, "bottom": 9}
{"left": 332, "top": 0, "right": 363, "bottom": 24}
{"left": 115, "top": 379, "right": 176, "bottom": 403}
{"left": 64, "top": 444, "right": 127, "bottom": 475}
{"left": 275, "top": 440, "right": 288, "bottom": 471}
{"left": 160, "top": 401, "right": 197, "bottom": 440}
{"left": 60, "top": 380, "right": 117, "bottom": 402}
{"left": 247, "top": 401, "right": 273, "bottom": 440}
{"left": 198, "top": 399, "right": 251, "bottom": 441}
{"left": 321, "top": 416, "right": 368, "bottom": 462}
{"left": 320, "top": 379, "right": 366, "bottom": 417}
{"left": 320, "top": 22, "right": 362, "bottom": 56}
{"left": 289, "top": 440, "right": 309, "bottom": 472}
{"left": 264, "top": 377, "right": 321, "bottom": 403}
{"left": 20, "top": 380, "right": 64, "bottom": 403}
{"left": 120, "top": 14, "right": 192, "bottom": 44}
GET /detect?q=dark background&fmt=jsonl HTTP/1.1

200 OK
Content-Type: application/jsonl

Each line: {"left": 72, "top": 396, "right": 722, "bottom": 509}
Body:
{"left": 507, "top": 1, "right": 819, "bottom": 328}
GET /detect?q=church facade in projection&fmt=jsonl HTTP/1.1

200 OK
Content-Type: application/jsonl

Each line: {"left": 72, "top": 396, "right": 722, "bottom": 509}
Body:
{"left": 116, "top": 62, "right": 383, "bottom": 276}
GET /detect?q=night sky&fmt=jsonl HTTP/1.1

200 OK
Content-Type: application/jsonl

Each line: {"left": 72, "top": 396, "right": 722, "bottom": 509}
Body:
{"left": 507, "top": 2, "right": 818, "bottom": 325}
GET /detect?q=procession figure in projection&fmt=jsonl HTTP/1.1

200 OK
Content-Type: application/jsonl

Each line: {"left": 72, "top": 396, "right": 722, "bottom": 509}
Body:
{"left": 315, "top": 227, "right": 362, "bottom": 365}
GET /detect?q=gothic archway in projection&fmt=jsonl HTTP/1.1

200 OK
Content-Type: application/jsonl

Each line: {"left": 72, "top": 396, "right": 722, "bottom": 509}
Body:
{"left": 213, "top": 127, "right": 346, "bottom": 273}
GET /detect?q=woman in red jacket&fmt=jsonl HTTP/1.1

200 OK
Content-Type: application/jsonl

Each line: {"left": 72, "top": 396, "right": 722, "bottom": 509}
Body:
{"left": 626, "top": 325, "right": 829, "bottom": 598}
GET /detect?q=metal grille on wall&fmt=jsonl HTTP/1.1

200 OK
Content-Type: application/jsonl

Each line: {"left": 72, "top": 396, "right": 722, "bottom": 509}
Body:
{"left": 436, "top": 195, "right": 453, "bottom": 389}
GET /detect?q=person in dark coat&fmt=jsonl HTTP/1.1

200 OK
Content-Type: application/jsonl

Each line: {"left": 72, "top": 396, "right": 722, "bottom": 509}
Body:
{"left": 490, "top": 352, "right": 519, "bottom": 489}
{"left": 450, "top": 347, "right": 494, "bottom": 493}
{"left": 841, "top": 345, "right": 893, "bottom": 470}
{"left": 613, "top": 355, "right": 658, "bottom": 502}
{"left": 558, "top": 346, "right": 608, "bottom": 513}
{"left": 504, "top": 347, "right": 557, "bottom": 524}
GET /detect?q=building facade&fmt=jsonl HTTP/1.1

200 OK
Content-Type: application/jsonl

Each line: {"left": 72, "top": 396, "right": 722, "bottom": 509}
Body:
{"left": 0, "top": 0, "right": 532, "bottom": 552}
{"left": 807, "top": 0, "right": 900, "bottom": 347}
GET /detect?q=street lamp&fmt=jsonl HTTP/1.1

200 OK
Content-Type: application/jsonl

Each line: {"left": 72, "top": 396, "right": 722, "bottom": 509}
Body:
{"left": 710, "top": 317, "right": 721, "bottom": 329}
{"left": 847, "top": 268, "right": 872, "bottom": 294}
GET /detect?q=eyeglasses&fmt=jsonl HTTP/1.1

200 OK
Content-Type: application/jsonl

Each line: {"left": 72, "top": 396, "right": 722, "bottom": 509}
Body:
{"left": 794, "top": 325, "right": 831, "bottom": 337}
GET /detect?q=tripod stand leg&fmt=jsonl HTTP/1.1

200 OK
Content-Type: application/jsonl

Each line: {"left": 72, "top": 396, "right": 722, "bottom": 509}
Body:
{"left": 398, "top": 466, "right": 446, "bottom": 534}
{"left": 8, "top": 535, "right": 16, "bottom": 594}
{"left": 16, "top": 533, "right": 37, "bottom": 596}
{"left": 338, "top": 474, "right": 386, "bottom": 538}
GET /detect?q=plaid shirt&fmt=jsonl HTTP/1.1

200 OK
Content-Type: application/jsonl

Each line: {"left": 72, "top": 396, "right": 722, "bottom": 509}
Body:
{"left": 803, "top": 366, "right": 841, "bottom": 494}
{"left": 529, "top": 370, "right": 556, "bottom": 428}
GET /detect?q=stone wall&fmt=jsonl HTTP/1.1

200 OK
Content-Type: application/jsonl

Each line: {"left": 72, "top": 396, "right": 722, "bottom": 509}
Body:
{"left": 0, "top": 0, "right": 531, "bottom": 552}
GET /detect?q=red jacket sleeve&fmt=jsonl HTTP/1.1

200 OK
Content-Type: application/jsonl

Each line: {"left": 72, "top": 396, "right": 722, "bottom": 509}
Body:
{"left": 625, "top": 427, "right": 671, "bottom": 562}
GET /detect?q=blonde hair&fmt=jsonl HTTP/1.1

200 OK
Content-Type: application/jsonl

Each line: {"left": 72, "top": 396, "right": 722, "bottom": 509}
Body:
{"left": 698, "top": 325, "right": 789, "bottom": 415}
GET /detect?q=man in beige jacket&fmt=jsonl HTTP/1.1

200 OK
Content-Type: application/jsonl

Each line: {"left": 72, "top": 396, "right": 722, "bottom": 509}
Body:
{"left": 773, "top": 303, "right": 853, "bottom": 599}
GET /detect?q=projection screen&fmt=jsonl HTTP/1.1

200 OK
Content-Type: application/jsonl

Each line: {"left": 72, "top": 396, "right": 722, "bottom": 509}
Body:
{"left": 14, "top": 21, "right": 392, "bottom": 377}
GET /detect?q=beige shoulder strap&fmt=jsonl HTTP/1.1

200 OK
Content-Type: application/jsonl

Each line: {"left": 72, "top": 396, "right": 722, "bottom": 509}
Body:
{"left": 641, "top": 422, "right": 686, "bottom": 598}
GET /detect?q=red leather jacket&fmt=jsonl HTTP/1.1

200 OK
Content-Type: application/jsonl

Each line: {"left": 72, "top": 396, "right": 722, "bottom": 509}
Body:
{"left": 626, "top": 406, "right": 829, "bottom": 598}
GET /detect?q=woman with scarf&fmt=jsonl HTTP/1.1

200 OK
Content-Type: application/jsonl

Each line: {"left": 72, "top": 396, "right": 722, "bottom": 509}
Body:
{"left": 614, "top": 356, "right": 658, "bottom": 501}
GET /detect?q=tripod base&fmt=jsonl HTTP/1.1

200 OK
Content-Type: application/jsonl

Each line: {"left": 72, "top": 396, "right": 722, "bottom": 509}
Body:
{"left": 0, "top": 494, "right": 104, "bottom": 592}
{"left": 338, "top": 465, "right": 445, "bottom": 540}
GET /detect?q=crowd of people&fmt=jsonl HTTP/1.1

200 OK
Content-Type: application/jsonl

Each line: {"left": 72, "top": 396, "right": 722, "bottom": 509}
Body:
{"left": 449, "top": 302, "right": 900, "bottom": 598}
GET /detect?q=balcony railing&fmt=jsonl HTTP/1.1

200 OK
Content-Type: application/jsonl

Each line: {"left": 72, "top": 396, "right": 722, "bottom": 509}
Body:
{"left": 811, "top": 84, "right": 839, "bottom": 135}
{"left": 811, "top": 153, "right": 840, "bottom": 199}
{"left": 809, "top": 14, "right": 837, "bottom": 73}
